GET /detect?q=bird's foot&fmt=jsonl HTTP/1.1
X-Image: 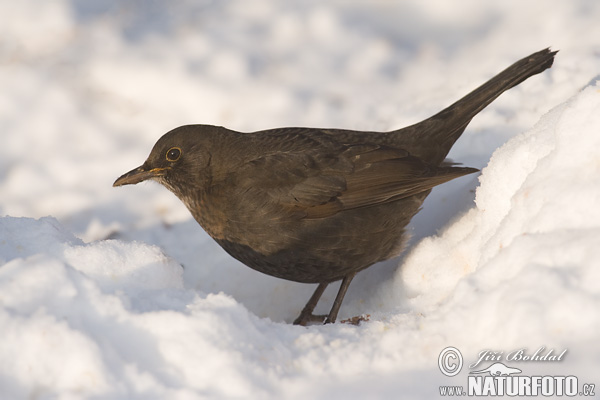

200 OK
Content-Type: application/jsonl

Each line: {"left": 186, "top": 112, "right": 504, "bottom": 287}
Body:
{"left": 293, "top": 313, "right": 328, "bottom": 326}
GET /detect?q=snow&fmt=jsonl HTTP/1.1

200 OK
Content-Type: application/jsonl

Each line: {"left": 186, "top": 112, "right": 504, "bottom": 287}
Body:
{"left": 1, "top": 1, "right": 600, "bottom": 399}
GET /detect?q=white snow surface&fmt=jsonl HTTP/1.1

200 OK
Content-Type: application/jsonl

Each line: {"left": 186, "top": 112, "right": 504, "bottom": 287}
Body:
{"left": 1, "top": 1, "right": 600, "bottom": 399}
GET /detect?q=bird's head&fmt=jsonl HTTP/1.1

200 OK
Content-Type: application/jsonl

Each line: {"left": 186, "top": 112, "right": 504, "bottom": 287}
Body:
{"left": 113, "top": 125, "right": 214, "bottom": 194}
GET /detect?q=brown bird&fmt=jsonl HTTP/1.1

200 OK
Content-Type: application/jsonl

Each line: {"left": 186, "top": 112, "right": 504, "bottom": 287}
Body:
{"left": 114, "top": 48, "right": 556, "bottom": 325}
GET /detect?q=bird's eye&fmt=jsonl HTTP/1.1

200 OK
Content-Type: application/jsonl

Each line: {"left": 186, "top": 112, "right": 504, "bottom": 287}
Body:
{"left": 166, "top": 147, "right": 181, "bottom": 162}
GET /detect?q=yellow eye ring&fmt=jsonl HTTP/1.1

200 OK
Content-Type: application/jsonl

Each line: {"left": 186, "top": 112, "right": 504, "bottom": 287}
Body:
{"left": 166, "top": 147, "right": 182, "bottom": 162}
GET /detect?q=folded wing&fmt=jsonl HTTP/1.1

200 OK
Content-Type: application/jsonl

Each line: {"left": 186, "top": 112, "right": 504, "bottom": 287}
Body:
{"left": 234, "top": 131, "right": 478, "bottom": 219}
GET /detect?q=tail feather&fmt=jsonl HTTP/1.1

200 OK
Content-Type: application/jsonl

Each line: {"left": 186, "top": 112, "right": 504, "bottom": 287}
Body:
{"left": 398, "top": 48, "right": 557, "bottom": 164}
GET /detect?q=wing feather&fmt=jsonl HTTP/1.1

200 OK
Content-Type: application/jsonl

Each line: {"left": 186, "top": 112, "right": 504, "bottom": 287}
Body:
{"left": 231, "top": 131, "right": 478, "bottom": 219}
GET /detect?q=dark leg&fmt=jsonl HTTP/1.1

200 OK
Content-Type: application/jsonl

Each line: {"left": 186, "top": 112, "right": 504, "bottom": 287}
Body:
{"left": 324, "top": 272, "right": 356, "bottom": 324}
{"left": 293, "top": 282, "right": 328, "bottom": 326}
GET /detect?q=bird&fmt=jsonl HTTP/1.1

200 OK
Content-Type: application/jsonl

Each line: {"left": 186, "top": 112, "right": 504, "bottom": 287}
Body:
{"left": 114, "top": 48, "right": 556, "bottom": 326}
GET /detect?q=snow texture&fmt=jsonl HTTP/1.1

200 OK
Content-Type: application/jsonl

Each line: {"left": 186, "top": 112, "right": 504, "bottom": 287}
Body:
{"left": 1, "top": 1, "right": 599, "bottom": 399}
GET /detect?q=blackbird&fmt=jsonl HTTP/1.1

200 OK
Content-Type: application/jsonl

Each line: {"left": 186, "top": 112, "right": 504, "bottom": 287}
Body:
{"left": 114, "top": 48, "right": 556, "bottom": 325}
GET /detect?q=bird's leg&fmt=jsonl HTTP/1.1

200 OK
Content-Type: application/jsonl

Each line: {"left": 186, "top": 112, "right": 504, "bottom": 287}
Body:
{"left": 324, "top": 272, "right": 356, "bottom": 324}
{"left": 293, "top": 272, "right": 357, "bottom": 326}
{"left": 293, "top": 282, "right": 328, "bottom": 326}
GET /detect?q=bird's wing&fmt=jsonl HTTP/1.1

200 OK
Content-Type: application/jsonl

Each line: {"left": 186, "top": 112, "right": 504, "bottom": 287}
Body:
{"left": 233, "top": 133, "right": 477, "bottom": 219}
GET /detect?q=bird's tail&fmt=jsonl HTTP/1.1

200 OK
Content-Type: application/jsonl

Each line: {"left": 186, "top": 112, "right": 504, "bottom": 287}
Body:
{"left": 399, "top": 48, "right": 557, "bottom": 163}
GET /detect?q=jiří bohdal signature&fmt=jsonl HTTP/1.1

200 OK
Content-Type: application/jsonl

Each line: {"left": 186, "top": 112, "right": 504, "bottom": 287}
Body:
{"left": 469, "top": 346, "right": 567, "bottom": 369}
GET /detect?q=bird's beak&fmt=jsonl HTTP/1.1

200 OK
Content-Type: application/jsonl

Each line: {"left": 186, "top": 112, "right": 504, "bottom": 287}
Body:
{"left": 113, "top": 165, "right": 168, "bottom": 187}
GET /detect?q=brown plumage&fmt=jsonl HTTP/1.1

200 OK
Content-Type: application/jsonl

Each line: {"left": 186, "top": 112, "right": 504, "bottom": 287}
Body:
{"left": 114, "top": 48, "right": 556, "bottom": 325}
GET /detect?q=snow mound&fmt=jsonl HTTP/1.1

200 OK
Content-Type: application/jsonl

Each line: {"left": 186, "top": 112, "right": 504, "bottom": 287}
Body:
{"left": 399, "top": 83, "right": 600, "bottom": 356}
{"left": 402, "top": 81, "right": 600, "bottom": 309}
{"left": 1, "top": 216, "right": 184, "bottom": 293}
